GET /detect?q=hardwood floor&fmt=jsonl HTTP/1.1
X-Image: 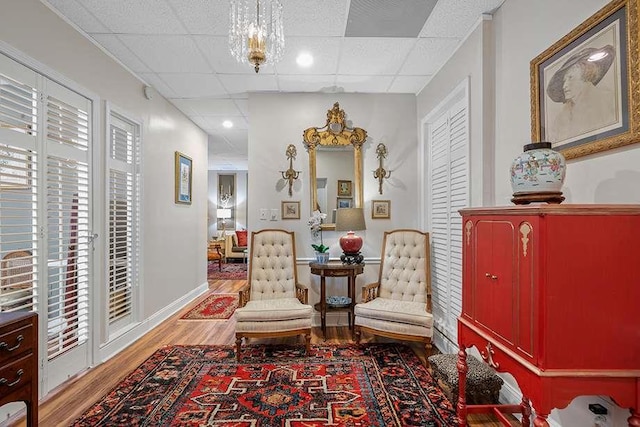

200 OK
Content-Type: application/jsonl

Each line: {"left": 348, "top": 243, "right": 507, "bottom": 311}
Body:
{"left": 15, "top": 278, "right": 516, "bottom": 426}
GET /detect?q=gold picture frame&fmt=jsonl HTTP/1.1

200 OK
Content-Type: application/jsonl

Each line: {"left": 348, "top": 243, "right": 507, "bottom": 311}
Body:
{"left": 175, "top": 151, "right": 192, "bottom": 205}
{"left": 530, "top": 0, "right": 640, "bottom": 160}
{"left": 337, "top": 180, "right": 352, "bottom": 197}
{"left": 371, "top": 200, "right": 390, "bottom": 219}
{"left": 281, "top": 201, "right": 300, "bottom": 219}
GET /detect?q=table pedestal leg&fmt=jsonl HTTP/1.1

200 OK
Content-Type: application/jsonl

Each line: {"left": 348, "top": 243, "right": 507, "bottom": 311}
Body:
{"left": 320, "top": 276, "right": 326, "bottom": 339}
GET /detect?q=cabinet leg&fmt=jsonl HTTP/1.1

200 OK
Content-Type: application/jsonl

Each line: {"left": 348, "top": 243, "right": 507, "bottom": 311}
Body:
{"left": 533, "top": 414, "right": 550, "bottom": 427}
{"left": 521, "top": 397, "right": 532, "bottom": 427}
{"left": 628, "top": 410, "right": 640, "bottom": 427}
{"left": 456, "top": 345, "right": 468, "bottom": 427}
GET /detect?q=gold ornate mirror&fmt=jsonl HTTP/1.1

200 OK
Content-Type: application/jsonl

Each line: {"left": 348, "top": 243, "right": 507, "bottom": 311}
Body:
{"left": 303, "top": 102, "right": 368, "bottom": 229}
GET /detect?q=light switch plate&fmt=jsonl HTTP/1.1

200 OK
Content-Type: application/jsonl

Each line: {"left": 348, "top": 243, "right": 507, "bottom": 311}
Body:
{"left": 259, "top": 209, "right": 268, "bottom": 220}
{"left": 270, "top": 209, "right": 278, "bottom": 221}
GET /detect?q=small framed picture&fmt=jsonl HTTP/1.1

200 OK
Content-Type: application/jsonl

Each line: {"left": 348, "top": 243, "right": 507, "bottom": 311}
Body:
{"left": 372, "top": 200, "right": 390, "bottom": 219}
{"left": 281, "top": 201, "right": 300, "bottom": 219}
{"left": 175, "top": 151, "right": 192, "bottom": 205}
{"left": 337, "top": 197, "right": 353, "bottom": 209}
{"left": 337, "top": 180, "right": 352, "bottom": 197}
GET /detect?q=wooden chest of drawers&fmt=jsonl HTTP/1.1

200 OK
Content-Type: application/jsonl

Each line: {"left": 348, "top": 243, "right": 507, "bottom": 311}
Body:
{"left": 0, "top": 312, "right": 38, "bottom": 426}
{"left": 457, "top": 205, "right": 640, "bottom": 426}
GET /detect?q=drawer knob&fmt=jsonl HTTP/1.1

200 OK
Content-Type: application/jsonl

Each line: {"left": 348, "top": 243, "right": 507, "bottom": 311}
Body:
{"left": 0, "top": 335, "right": 24, "bottom": 352}
{"left": 0, "top": 369, "right": 24, "bottom": 387}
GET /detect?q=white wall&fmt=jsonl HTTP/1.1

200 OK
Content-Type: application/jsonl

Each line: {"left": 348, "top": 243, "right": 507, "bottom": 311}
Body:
{"left": 248, "top": 93, "right": 418, "bottom": 311}
{"left": 0, "top": 0, "right": 208, "bottom": 333}
{"left": 418, "top": 0, "right": 636, "bottom": 425}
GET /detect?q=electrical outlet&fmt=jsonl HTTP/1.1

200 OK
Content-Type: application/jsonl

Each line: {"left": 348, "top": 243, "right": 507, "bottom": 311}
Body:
{"left": 259, "top": 209, "right": 268, "bottom": 220}
{"left": 590, "top": 398, "right": 613, "bottom": 427}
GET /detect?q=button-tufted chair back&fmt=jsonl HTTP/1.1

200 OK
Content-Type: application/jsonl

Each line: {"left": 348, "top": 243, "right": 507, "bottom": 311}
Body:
{"left": 378, "top": 230, "right": 431, "bottom": 307}
{"left": 248, "top": 229, "right": 298, "bottom": 301}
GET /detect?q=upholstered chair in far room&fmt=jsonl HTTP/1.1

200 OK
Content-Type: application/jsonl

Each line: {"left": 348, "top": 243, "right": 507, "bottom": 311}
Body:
{"left": 207, "top": 242, "right": 223, "bottom": 271}
{"left": 235, "top": 229, "right": 312, "bottom": 360}
{"left": 354, "top": 229, "right": 433, "bottom": 352}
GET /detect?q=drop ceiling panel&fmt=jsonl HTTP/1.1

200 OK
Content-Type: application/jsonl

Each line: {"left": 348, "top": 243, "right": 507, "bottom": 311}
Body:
{"left": 275, "top": 37, "right": 341, "bottom": 75}
{"left": 76, "top": 0, "right": 187, "bottom": 34}
{"left": 138, "top": 72, "right": 178, "bottom": 98}
{"left": 158, "top": 73, "right": 226, "bottom": 98}
{"left": 170, "top": 98, "right": 242, "bottom": 116}
{"left": 338, "top": 38, "right": 415, "bottom": 75}
{"left": 277, "top": 75, "right": 337, "bottom": 92}
{"left": 218, "top": 74, "right": 279, "bottom": 94}
{"left": 337, "top": 75, "right": 394, "bottom": 93}
{"left": 91, "top": 34, "right": 151, "bottom": 73}
{"left": 44, "top": 0, "right": 110, "bottom": 33}
{"left": 233, "top": 99, "right": 249, "bottom": 117}
{"left": 167, "top": 0, "right": 229, "bottom": 35}
{"left": 119, "top": 35, "right": 212, "bottom": 73}
{"left": 345, "top": 0, "right": 437, "bottom": 37}
{"left": 282, "top": 0, "right": 347, "bottom": 37}
{"left": 388, "top": 75, "right": 432, "bottom": 93}
{"left": 399, "top": 37, "right": 461, "bottom": 76}
{"left": 420, "top": 0, "right": 504, "bottom": 38}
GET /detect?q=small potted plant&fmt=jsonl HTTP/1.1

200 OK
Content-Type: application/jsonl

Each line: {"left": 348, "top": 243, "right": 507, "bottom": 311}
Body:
{"left": 308, "top": 210, "right": 329, "bottom": 263}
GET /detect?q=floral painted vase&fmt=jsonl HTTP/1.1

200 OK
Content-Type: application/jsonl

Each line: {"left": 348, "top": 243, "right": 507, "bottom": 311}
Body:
{"left": 315, "top": 251, "right": 329, "bottom": 264}
{"left": 510, "top": 142, "right": 566, "bottom": 195}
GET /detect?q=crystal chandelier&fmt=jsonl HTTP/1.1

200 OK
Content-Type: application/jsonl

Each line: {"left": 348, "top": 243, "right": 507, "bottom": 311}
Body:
{"left": 229, "top": 0, "right": 285, "bottom": 73}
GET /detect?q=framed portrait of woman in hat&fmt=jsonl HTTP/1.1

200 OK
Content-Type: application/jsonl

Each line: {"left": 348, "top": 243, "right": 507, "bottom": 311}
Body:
{"left": 531, "top": 0, "right": 640, "bottom": 160}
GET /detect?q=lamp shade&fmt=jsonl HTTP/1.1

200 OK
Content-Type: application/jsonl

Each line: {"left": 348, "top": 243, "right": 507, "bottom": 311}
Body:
{"left": 335, "top": 208, "right": 366, "bottom": 232}
{"left": 216, "top": 208, "right": 232, "bottom": 219}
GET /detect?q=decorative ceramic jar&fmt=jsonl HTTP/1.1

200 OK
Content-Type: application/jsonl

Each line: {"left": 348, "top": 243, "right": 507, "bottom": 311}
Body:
{"left": 339, "top": 231, "right": 363, "bottom": 254}
{"left": 510, "top": 142, "right": 566, "bottom": 204}
{"left": 315, "top": 251, "right": 329, "bottom": 264}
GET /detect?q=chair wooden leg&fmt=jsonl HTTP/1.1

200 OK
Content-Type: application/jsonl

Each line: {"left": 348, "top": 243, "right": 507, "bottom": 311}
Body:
{"left": 218, "top": 257, "right": 222, "bottom": 271}
{"left": 425, "top": 338, "right": 432, "bottom": 355}
{"left": 304, "top": 333, "right": 311, "bottom": 356}
{"left": 235, "top": 335, "right": 242, "bottom": 361}
{"left": 354, "top": 326, "right": 361, "bottom": 344}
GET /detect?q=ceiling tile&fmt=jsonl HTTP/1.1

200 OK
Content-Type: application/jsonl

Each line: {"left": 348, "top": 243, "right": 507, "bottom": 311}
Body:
{"left": 399, "top": 37, "right": 461, "bottom": 76}
{"left": 275, "top": 37, "right": 341, "bottom": 75}
{"left": 282, "top": 0, "right": 347, "bottom": 37}
{"left": 346, "top": 0, "right": 437, "bottom": 37}
{"left": 90, "top": 34, "right": 151, "bottom": 73}
{"left": 419, "top": 0, "right": 505, "bottom": 38}
{"left": 277, "top": 75, "right": 337, "bottom": 92}
{"left": 217, "top": 74, "right": 279, "bottom": 95}
{"left": 166, "top": 0, "right": 229, "bottom": 35}
{"left": 119, "top": 35, "right": 212, "bottom": 73}
{"left": 157, "top": 73, "right": 226, "bottom": 98}
{"left": 337, "top": 75, "right": 394, "bottom": 93}
{"left": 388, "top": 75, "right": 432, "bottom": 93}
{"left": 45, "top": 0, "right": 110, "bottom": 33}
{"left": 233, "top": 99, "right": 249, "bottom": 117}
{"left": 137, "top": 72, "right": 178, "bottom": 98}
{"left": 169, "top": 98, "right": 242, "bottom": 116}
{"left": 337, "top": 38, "right": 415, "bottom": 75}
{"left": 76, "top": 0, "right": 187, "bottom": 34}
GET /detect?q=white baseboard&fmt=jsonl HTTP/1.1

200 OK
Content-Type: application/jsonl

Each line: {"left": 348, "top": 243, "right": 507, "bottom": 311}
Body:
{"left": 98, "top": 282, "right": 209, "bottom": 363}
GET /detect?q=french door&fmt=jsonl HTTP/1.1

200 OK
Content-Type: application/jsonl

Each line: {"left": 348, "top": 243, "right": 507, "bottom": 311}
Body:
{"left": 0, "top": 52, "right": 93, "bottom": 394}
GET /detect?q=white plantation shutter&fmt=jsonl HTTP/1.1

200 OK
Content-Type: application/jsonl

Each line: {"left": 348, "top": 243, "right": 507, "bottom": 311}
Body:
{"left": 428, "top": 95, "right": 469, "bottom": 343}
{"left": 0, "top": 56, "right": 39, "bottom": 313}
{"left": 107, "top": 110, "right": 140, "bottom": 332}
{"left": 44, "top": 82, "right": 91, "bottom": 360}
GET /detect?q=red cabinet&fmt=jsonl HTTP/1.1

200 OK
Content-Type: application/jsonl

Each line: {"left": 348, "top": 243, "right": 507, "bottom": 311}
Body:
{"left": 457, "top": 205, "right": 640, "bottom": 427}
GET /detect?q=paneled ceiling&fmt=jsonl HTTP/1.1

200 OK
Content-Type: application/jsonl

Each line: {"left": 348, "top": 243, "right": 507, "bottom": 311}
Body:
{"left": 42, "top": 0, "right": 505, "bottom": 170}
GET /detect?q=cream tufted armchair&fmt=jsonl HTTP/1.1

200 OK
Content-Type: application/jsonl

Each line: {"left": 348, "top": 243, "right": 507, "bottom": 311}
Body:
{"left": 354, "top": 229, "right": 433, "bottom": 352}
{"left": 235, "top": 229, "right": 312, "bottom": 360}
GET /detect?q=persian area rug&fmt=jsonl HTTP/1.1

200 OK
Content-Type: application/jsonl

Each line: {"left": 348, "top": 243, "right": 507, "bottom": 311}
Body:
{"left": 71, "top": 344, "right": 457, "bottom": 426}
{"left": 179, "top": 293, "right": 238, "bottom": 320}
{"left": 208, "top": 261, "right": 247, "bottom": 280}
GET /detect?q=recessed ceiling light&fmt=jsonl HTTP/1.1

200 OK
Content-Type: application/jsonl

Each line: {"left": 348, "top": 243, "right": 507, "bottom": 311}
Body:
{"left": 296, "top": 52, "right": 314, "bottom": 67}
{"left": 223, "top": 120, "right": 233, "bottom": 128}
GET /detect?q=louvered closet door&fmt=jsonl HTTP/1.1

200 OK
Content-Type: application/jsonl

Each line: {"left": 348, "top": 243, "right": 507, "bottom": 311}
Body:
{"left": 107, "top": 111, "right": 139, "bottom": 334}
{"left": 0, "top": 54, "right": 39, "bottom": 314}
{"left": 43, "top": 79, "right": 92, "bottom": 390}
{"left": 428, "top": 96, "right": 468, "bottom": 343}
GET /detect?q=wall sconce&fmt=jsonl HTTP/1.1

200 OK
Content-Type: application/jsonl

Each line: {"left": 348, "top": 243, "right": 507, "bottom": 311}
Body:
{"left": 373, "top": 143, "right": 391, "bottom": 195}
{"left": 280, "top": 144, "right": 300, "bottom": 197}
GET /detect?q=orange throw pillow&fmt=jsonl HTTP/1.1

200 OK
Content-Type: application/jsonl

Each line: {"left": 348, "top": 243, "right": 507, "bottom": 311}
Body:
{"left": 236, "top": 230, "right": 248, "bottom": 247}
